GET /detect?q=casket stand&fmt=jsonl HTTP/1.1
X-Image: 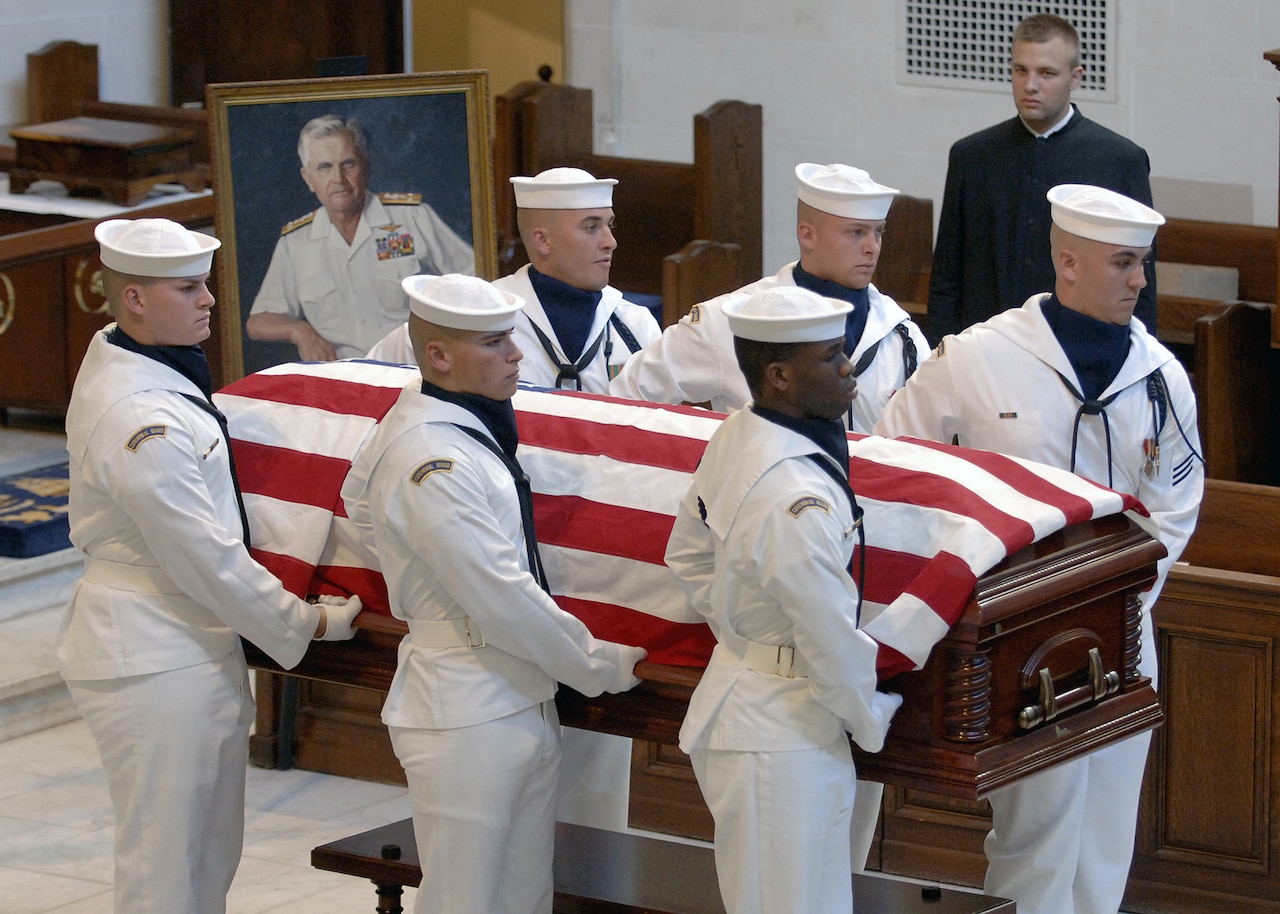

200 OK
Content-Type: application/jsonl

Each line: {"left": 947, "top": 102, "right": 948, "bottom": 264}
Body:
{"left": 243, "top": 511, "right": 1164, "bottom": 804}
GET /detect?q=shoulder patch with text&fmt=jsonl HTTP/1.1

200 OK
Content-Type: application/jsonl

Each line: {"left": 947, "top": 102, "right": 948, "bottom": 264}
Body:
{"left": 411, "top": 458, "right": 454, "bottom": 485}
{"left": 126, "top": 425, "right": 168, "bottom": 451}
{"left": 787, "top": 495, "right": 831, "bottom": 517}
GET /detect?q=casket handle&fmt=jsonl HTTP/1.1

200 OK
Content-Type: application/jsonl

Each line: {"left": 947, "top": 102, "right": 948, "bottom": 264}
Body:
{"left": 1018, "top": 647, "right": 1120, "bottom": 730}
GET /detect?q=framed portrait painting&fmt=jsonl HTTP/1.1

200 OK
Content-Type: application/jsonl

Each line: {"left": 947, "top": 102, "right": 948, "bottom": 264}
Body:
{"left": 207, "top": 70, "right": 495, "bottom": 382}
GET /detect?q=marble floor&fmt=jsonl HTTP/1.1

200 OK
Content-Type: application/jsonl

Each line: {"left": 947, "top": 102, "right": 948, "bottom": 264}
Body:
{"left": 0, "top": 719, "right": 418, "bottom": 913}
{"left": 0, "top": 410, "right": 418, "bottom": 912}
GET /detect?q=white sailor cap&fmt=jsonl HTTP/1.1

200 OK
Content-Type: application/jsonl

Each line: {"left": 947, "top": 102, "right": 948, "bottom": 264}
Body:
{"left": 796, "top": 163, "right": 898, "bottom": 221}
{"left": 1048, "top": 184, "right": 1165, "bottom": 247}
{"left": 95, "top": 218, "right": 221, "bottom": 278}
{"left": 723, "top": 286, "right": 852, "bottom": 344}
{"left": 402, "top": 274, "right": 525, "bottom": 332}
{"left": 510, "top": 167, "right": 617, "bottom": 210}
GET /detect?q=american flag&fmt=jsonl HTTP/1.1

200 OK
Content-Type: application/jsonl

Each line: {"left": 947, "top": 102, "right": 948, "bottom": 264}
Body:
{"left": 216, "top": 360, "right": 1142, "bottom": 678}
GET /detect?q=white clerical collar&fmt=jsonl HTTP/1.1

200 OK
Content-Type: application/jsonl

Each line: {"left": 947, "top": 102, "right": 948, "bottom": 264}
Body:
{"left": 1022, "top": 104, "right": 1076, "bottom": 139}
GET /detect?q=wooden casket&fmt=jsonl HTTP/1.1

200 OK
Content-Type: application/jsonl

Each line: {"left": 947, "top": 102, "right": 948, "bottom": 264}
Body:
{"left": 222, "top": 361, "right": 1163, "bottom": 800}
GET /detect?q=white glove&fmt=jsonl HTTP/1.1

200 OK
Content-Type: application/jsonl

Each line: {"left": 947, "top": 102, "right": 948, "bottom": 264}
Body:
{"left": 835, "top": 629, "right": 904, "bottom": 752}
{"left": 844, "top": 690, "right": 904, "bottom": 753}
{"left": 312, "top": 594, "right": 362, "bottom": 642}
{"left": 606, "top": 644, "right": 648, "bottom": 693}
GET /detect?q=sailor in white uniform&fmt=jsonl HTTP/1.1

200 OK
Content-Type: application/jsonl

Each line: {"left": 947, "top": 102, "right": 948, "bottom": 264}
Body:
{"left": 666, "top": 286, "right": 903, "bottom": 914}
{"left": 59, "top": 217, "right": 361, "bottom": 914}
{"left": 365, "top": 170, "right": 661, "bottom": 833}
{"left": 876, "top": 185, "right": 1204, "bottom": 914}
{"left": 341, "top": 274, "right": 647, "bottom": 914}
{"left": 369, "top": 167, "right": 661, "bottom": 395}
{"left": 609, "top": 163, "right": 929, "bottom": 435}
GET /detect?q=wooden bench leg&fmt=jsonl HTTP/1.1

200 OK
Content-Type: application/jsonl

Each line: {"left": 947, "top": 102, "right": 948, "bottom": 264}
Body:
{"left": 372, "top": 880, "right": 404, "bottom": 914}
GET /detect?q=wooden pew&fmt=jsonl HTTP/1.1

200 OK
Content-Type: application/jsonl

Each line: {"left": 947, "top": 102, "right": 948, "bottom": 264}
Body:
{"left": 1193, "top": 302, "right": 1275, "bottom": 484}
{"left": 875, "top": 194, "right": 933, "bottom": 318}
{"left": 1154, "top": 217, "right": 1279, "bottom": 487}
{"left": 492, "top": 81, "right": 762, "bottom": 326}
{"left": 1158, "top": 218, "right": 1277, "bottom": 307}
{"left": 1125, "top": 479, "right": 1280, "bottom": 913}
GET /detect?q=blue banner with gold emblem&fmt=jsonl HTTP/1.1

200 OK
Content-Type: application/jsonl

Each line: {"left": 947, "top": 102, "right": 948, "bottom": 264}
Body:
{"left": 0, "top": 463, "right": 71, "bottom": 558}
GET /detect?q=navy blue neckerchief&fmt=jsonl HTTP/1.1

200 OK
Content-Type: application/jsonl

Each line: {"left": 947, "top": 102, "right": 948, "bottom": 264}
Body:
{"left": 1040, "top": 296, "right": 1131, "bottom": 487}
{"left": 107, "top": 326, "right": 251, "bottom": 547}
{"left": 423, "top": 379, "right": 549, "bottom": 593}
{"left": 792, "top": 261, "right": 870, "bottom": 358}
{"left": 752, "top": 404, "right": 866, "bottom": 623}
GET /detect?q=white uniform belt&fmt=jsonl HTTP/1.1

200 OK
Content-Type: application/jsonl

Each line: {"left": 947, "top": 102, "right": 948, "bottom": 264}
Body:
{"left": 738, "top": 640, "right": 808, "bottom": 679}
{"left": 408, "top": 617, "right": 487, "bottom": 649}
{"left": 82, "top": 559, "right": 182, "bottom": 595}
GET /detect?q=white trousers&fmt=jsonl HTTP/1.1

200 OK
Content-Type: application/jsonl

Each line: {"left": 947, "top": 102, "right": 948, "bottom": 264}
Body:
{"left": 66, "top": 649, "right": 255, "bottom": 914}
{"left": 983, "top": 729, "right": 1153, "bottom": 914}
{"left": 390, "top": 700, "right": 561, "bottom": 914}
{"left": 691, "top": 737, "right": 856, "bottom": 914}
{"left": 555, "top": 728, "right": 633, "bottom": 830}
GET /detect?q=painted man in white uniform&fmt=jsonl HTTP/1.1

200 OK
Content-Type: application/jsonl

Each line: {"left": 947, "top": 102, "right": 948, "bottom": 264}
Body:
{"left": 610, "top": 163, "right": 928, "bottom": 434}
{"left": 876, "top": 185, "right": 1204, "bottom": 914}
{"left": 369, "top": 166, "right": 660, "bottom": 394}
{"left": 59, "top": 218, "right": 361, "bottom": 913}
{"left": 666, "top": 286, "right": 903, "bottom": 914}
{"left": 248, "top": 114, "right": 475, "bottom": 360}
{"left": 341, "top": 274, "right": 647, "bottom": 914}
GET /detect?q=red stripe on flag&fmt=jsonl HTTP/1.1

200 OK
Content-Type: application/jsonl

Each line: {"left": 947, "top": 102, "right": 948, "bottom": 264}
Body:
{"left": 875, "top": 644, "right": 916, "bottom": 679}
{"left": 223, "top": 372, "right": 402, "bottom": 419}
{"left": 851, "top": 457, "right": 1034, "bottom": 553}
{"left": 534, "top": 494, "right": 674, "bottom": 564}
{"left": 249, "top": 548, "right": 317, "bottom": 599}
{"left": 518, "top": 411, "right": 709, "bottom": 472}
{"left": 233, "top": 440, "right": 352, "bottom": 515}
{"left": 893, "top": 550, "right": 980, "bottom": 627}
{"left": 313, "top": 564, "right": 392, "bottom": 615}
{"left": 558, "top": 595, "right": 718, "bottom": 668}
{"left": 885, "top": 435, "right": 1142, "bottom": 518}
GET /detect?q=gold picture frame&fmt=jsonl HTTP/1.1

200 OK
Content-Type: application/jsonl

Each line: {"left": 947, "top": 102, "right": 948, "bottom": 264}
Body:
{"left": 207, "top": 70, "right": 495, "bottom": 383}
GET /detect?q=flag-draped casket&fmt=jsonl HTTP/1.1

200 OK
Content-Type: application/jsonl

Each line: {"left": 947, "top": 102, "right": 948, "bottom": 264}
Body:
{"left": 218, "top": 360, "right": 1164, "bottom": 798}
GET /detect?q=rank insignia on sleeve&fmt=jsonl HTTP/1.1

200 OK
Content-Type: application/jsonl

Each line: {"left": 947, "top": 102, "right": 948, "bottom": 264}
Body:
{"left": 787, "top": 495, "right": 830, "bottom": 517}
{"left": 125, "top": 425, "right": 167, "bottom": 451}
{"left": 411, "top": 458, "right": 454, "bottom": 485}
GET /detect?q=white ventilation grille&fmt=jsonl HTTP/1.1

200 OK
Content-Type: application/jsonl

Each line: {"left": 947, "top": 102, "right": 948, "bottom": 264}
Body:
{"left": 898, "top": 1, "right": 1115, "bottom": 101}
